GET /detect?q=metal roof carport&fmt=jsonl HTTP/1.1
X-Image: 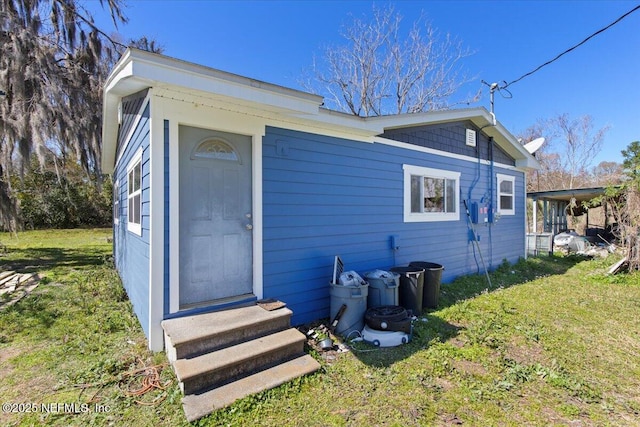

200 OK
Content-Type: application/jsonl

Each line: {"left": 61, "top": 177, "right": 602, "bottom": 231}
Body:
{"left": 527, "top": 187, "right": 609, "bottom": 234}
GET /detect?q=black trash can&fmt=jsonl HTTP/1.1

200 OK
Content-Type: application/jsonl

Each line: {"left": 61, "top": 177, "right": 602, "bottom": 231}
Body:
{"left": 409, "top": 261, "right": 444, "bottom": 309}
{"left": 390, "top": 266, "right": 424, "bottom": 316}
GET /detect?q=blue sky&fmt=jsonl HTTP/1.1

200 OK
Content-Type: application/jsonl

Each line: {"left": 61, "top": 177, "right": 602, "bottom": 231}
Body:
{"left": 90, "top": 1, "right": 639, "bottom": 165}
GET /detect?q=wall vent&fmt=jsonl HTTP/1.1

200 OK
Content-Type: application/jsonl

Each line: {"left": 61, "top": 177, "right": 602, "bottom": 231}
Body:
{"left": 465, "top": 129, "right": 477, "bottom": 147}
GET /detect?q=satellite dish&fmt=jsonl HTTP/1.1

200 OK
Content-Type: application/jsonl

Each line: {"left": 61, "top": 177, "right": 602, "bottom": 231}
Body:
{"left": 524, "top": 137, "right": 545, "bottom": 154}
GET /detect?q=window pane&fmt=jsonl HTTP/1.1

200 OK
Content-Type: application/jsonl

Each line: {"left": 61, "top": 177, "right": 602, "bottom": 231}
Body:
{"left": 134, "top": 194, "right": 141, "bottom": 224}
{"left": 500, "top": 180, "right": 513, "bottom": 194}
{"left": 445, "top": 179, "right": 456, "bottom": 213}
{"left": 423, "top": 177, "right": 444, "bottom": 212}
{"left": 132, "top": 198, "right": 137, "bottom": 224}
{"left": 128, "top": 171, "right": 133, "bottom": 194}
{"left": 133, "top": 163, "right": 141, "bottom": 192}
{"left": 500, "top": 195, "right": 513, "bottom": 210}
{"left": 194, "top": 139, "right": 239, "bottom": 161}
{"left": 411, "top": 175, "right": 421, "bottom": 213}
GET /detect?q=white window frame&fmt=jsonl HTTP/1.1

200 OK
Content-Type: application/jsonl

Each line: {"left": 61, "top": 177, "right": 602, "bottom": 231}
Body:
{"left": 497, "top": 173, "right": 515, "bottom": 216}
{"left": 403, "top": 164, "right": 460, "bottom": 222}
{"left": 127, "top": 149, "right": 143, "bottom": 235}
{"left": 113, "top": 179, "right": 120, "bottom": 225}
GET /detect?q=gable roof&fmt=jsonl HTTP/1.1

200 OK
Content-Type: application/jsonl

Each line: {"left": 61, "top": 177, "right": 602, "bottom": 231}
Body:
{"left": 102, "top": 48, "right": 539, "bottom": 173}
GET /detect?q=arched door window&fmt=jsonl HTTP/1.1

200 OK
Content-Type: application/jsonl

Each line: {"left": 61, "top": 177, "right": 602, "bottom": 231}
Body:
{"left": 191, "top": 138, "right": 241, "bottom": 163}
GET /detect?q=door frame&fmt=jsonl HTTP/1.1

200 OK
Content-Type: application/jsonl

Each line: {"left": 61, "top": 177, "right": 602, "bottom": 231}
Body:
{"left": 178, "top": 127, "right": 254, "bottom": 308}
{"left": 157, "top": 92, "right": 265, "bottom": 315}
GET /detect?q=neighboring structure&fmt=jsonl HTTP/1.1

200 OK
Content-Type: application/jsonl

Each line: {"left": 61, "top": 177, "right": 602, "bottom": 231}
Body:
{"left": 102, "top": 49, "right": 539, "bottom": 351}
{"left": 526, "top": 187, "right": 614, "bottom": 255}
{"left": 527, "top": 187, "right": 609, "bottom": 235}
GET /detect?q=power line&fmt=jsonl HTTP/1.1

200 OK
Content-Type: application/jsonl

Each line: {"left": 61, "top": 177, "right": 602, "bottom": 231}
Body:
{"left": 503, "top": 4, "right": 640, "bottom": 88}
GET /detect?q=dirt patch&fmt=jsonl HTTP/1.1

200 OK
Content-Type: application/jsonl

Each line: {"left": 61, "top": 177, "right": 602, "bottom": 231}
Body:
{"left": 434, "top": 377, "right": 454, "bottom": 392}
{"left": 504, "top": 338, "right": 549, "bottom": 366}
{"left": 0, "top": 344, "right": 24, "bottom": 364}
{"left": 448, "top": 337, "right": 467, "bottom": 348}
{"left": 0, "top": 344, "right": 24, "bottom": 378}
{"left": 452, "top": 359, "right": 488, "bottom": 377}
{"left": 439, "top": 413, "right": 464, "bottom": 425}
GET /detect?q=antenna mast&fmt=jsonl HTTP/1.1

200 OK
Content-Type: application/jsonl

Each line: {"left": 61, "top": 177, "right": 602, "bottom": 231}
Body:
{"left": 482, "top": 81, "right": 499, "bottom": 126}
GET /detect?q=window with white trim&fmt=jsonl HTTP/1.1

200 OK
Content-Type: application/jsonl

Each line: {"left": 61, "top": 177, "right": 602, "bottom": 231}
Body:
{"left": 127, "top": 150, "right": 142, "bottom": 235}
{"left": 403, "top": 164, "right": 460, "bottom": 222}
{"left": 113, "top": 179, "right": 120, "bottom": 225}
{"left": 497, "top": 173, "right": 515, "bottom": 215}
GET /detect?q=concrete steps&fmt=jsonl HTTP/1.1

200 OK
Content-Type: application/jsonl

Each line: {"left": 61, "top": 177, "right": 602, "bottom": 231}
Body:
{"left": 161, "top": 305, "right": 320, "bottom": 422}
{"left": 162, "top": 305, "right": 293, "bottom": 362}
{"left": 182, "top": 355, "right": 319, "bottom": 422}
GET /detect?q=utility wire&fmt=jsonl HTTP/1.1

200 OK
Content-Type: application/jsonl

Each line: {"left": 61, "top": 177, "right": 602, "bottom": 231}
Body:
{"left": 503, "top": 4, "right": 640, "bottom": 88}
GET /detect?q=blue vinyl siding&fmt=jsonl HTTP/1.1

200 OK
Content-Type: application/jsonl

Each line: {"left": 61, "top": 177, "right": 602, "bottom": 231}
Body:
{"left": 113, "top": 103, "right": 151, "bottom": 337}
{"left": 262, "top": 126, "right": 525, "bottom": 325}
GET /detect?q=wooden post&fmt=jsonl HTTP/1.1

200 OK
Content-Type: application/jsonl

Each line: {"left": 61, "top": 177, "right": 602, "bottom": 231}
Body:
{"left": 532, "top": 197, "right": 538, "bottom": 233}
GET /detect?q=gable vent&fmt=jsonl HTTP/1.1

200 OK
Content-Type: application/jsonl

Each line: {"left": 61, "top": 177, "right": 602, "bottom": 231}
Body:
{"left": 465, "top": 129, "right": 477, "bottom": 147}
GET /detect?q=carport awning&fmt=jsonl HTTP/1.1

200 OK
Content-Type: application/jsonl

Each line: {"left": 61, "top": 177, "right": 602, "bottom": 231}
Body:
{"left": 527, "top": 187, "right": 608, "bottom": 204}
{"left": 527, "top": 187, "right": 614, "bottom": 234}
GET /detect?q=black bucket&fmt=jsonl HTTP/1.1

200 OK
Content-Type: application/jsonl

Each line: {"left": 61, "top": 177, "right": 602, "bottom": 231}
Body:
{"left": 409, "top": 261, "right": 443, "bottom": 309}
{"left": 390, "top": 266, "right": 424, "bottom": 316}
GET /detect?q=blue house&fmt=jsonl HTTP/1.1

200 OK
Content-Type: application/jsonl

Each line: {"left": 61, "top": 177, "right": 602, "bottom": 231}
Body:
{"left": 102, "top": 49, "right": 539, "bottom": 351}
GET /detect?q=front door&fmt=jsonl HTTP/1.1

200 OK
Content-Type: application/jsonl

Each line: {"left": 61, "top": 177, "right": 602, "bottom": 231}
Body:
{"left": 179, "top": 125, "right": 253, "bottom": 309}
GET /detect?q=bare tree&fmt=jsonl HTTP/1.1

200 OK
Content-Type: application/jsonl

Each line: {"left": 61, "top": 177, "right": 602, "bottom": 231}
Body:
{"left": 521, "top": 114, "right": 609, "bottom": 192}
{"left": 592, "top": 161, "right": 624, "bottom": 186}
{"left": 303, "top": 5, "right": 477, "bottom": 116}
{"left": 550, "top": 114, "right": 609, "bottom": 189}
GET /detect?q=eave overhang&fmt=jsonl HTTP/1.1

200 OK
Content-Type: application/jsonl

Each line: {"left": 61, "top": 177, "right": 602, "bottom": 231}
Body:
{"left": 102, "top": 49, "right": 539, "bottom": 174}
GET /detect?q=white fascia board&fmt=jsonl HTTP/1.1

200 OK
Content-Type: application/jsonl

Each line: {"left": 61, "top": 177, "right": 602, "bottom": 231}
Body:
{"left": 482, "top": 123, "right": 541, "bottom": 171}
{"left": 374, "top": 136, "right": 518, "bottom": 170}
{"left": 101, "top": 91, "right": 120, "bottom": 174}
{"left": 101, "top": 49, "right": 325, "bottom": 173}
{"left": 365, "top": 107, "right": 490, "bottom": 129}
{"left": 125, "top": 49, "right": 322, "bottom": 115}
{"left": 101, "top": 52, "right": 141, "bottom": 174}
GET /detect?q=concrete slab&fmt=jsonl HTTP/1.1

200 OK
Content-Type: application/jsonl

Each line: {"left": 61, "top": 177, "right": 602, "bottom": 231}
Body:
{"left": 182, "top": 354, "right": 320, "bottom": 422}
{"left": 162, "top": 305, "right": 292, "bottom": 345}
{"left": 162, "top": 305, "right": 293, "bottom": 361}
{"left": 174, "top": 328, "right": 305, "bottom": 394}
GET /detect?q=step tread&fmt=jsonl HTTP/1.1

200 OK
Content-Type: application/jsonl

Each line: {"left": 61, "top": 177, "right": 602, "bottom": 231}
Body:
{"left": 161, "top": 305, "right": 292, "bottom": 346}
{"left": 182, "top": 354, "right": 320, "bottom": 422}
{"left": 173, "top": 328, "right": 305, "bottom": 382}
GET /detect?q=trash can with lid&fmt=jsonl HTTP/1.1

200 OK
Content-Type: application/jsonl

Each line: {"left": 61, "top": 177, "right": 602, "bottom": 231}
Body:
{"left": 409, "top": 261, "right": 444, "bottom": 309}
{"left": 390, "top": 266, "right": 424, "bottom": 316}
{"left": 329, "top": 282, "right": 369, "bottom": 336}
{"left": 364, "top": 270, "right": 400, "bottom": 307}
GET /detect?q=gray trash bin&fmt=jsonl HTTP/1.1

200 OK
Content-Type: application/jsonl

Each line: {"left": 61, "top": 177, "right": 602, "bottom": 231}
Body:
{"left": 390, "top": 266, "right": 424, "bottom": 316}
{"left": 364, "top": 270, "right": 400, "bottom": 307}
{"left": 409, "top": 261, "right": 444, "bottom": 309}
{"left": 329, "top": 282, "right": 368, "bottom": 336}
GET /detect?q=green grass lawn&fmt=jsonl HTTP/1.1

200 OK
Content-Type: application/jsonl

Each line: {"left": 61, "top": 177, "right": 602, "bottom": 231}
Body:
{"left": 0, "top": 229, "right": 639, "bottom": 426}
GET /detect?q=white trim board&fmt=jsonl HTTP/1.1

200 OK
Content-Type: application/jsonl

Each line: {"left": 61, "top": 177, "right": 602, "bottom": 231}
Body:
{"left": 375, "top": 136, "right": 518, "bottom": 171}
{"left": 159, "top": 93, "right": 266, "bottom": 315}
{"left": 148, "top": 97, "right": 166, "bottom": 351}
{"left": 403, "top": 164, "right": 461, "bottom": 223}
